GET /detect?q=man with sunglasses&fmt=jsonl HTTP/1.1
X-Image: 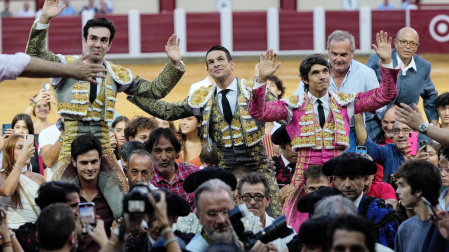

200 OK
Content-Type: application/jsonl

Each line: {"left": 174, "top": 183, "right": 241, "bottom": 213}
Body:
{"left": 367, "top": 27, "right": 439, "bottom": 134}
{"left": 237, "top": 172, "right": 295, "bottom": 252}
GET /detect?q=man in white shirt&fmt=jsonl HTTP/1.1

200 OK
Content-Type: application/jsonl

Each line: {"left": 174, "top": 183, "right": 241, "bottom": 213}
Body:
{"left": 39, "top": 119, "right": 64, "bottom": 180}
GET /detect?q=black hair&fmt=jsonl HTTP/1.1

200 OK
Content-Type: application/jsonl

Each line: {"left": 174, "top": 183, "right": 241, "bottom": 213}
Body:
{"left": 205, "top": 45, "right": 232, "bottom": 67}
{"left": 436, "top": 92, "right": 449, "bottom": 108}
{"left": 145, "top": 128, "right": 182, "bottom": 154}
{"left": 111, "top": 115, "right": 129, "bottom": 129}
{"left": 299, "top": 215, "right": 334, "bottom": 250}
{"left": 71, "top": 134, "right": 102, "bottom": 161}
{"left": 237, "top": 172, "right": 269, "bottom": 195}
{"left": 120, "top": 140, "right": 144, "bottom": 162}
{"left": 35, "top": 181, "right": 80, "bottom": 210}
{"left": 327, "top": 215, "right": 376, "bottom": 252}
{"left": 83, "top": 17, "right": 116, "bottom": 44}
{"left": 37, "top": 203, "right": 75, "bottom": 250}
{"left": 393, "top": 160, "right": 442, "bottom": 206}
{"left": 267, "top": 75, "right": 285, "bottom": 99}
{"left": 124, "top": 116, "right": 158, "bottom": 141}
{"left": 11, "top": 113, "right": 34, "bottom": 135}
{"left": 299, "top": 54, "right": 329, "bottom": 93}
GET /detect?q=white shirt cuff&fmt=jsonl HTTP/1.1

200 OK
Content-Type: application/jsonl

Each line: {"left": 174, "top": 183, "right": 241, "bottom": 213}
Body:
{"left": 379, "top": 60, "right": 400, "bottom": 69}
{"left": 36, "top": 22, "right": 49, "bottom": 30}
{"left": 252, "top": 77, "right": 266, "bottom": 89}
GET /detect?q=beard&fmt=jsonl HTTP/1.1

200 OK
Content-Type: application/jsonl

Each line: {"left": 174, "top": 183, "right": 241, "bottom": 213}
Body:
{"left": 205, "top": 224, "right": 236, "bottom": 244}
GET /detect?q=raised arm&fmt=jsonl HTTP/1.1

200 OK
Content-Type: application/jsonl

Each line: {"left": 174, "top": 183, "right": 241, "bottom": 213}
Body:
{"left": 25, "top": 0, "right": 65, "bottom": 61}
{"left": 354, "top": 31, "right": 399, "bottom": 114}
{"left": 248, "top": 84, "right": 289, "bottom": 122}
{"left": 127, "top": 96, "right": 194, "bottom": 121}
{"left": 354, "top": 113, "right": 368, "bottom": 146}
{"left": 396, "top": 103, "right": 449, "bottom": 145}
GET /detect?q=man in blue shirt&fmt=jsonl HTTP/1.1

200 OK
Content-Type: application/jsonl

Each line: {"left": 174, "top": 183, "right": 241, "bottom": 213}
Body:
{"left": 294, "top": 30, "right": 383, "bottom": 153}
{"left": 354, "top": 113, "right": 411, "bottom": 181}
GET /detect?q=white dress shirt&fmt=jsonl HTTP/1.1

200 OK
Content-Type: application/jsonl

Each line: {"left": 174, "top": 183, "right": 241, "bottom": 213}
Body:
{"left": 308, "top": 91, "right": 330, "bottom": 126}
{"left": 396, "top": 53, "right": 417, "bottom": 76}
{"left": 216, "top": 78, "right": 238, "bottom": 116}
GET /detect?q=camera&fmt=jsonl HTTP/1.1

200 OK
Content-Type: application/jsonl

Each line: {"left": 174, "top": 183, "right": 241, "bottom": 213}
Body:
{"left": 230, "top": 204, "right": 293, "bottom": 251}
{"left": 123, "top": 183, "right": 160, "bottom": 216}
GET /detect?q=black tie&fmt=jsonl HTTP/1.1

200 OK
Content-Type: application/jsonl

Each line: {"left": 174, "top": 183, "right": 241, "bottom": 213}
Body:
{"left": 317, "top": 99, "right": 325, "bottom": 128}
{"left": 89, "top": 82, "right": 96, "bottom": 103}
{"left": 287, "top": 162, "right": 296, "bottom": 169}
{"left": 220, "top": 89, "right": 233, "bottom": 124}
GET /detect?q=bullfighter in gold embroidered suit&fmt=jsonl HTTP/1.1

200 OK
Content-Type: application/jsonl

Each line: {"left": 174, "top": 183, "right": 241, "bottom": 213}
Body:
{"left": 25, "top": 0, "right": 185, "bottom": 195}
{"left": 128, "top": 46, "right": 282, "bottom": 217}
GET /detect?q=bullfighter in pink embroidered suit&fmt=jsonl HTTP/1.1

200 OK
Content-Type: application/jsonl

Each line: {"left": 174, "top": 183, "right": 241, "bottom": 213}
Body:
{"left": 249, "top": 31, "right": 400, "bottom": 231}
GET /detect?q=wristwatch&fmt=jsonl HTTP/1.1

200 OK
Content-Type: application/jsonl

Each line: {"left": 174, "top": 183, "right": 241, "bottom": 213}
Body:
{"left": 418, "top": 123, "right": 429, "bottom": 133}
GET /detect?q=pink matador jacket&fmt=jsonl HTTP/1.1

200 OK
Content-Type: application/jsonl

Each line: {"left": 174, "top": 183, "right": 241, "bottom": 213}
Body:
{"left": 248, "top": 65, "right": 399, "bottom": 231}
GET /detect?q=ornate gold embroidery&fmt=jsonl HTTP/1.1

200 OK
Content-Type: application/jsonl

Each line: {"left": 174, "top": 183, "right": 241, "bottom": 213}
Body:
{"left": 109, "top": 61, "right": 131, "bottom": 83}
{"left": 190, "top": 85, "right": 213, "bottom": 108}
{"left": 64, "top": 55, "right": 76, "bottom": 64}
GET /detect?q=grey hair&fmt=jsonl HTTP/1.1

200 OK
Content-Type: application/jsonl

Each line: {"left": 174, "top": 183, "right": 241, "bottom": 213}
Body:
{"left": 314, "top": 195, "right": 357, "bottom": 217}
{"left": 127, "top": 149, "right": 152, "bottom": 165}
{"left": 194, "top": 179, "right": 235, "bottom": 211}
{"left": 327, "top": 30, "right": 356, "bottom": 54}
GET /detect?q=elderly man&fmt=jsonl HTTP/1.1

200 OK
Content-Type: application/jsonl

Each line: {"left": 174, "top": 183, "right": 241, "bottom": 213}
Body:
{"left": 187, "top": 179, "right": 274, "bottom": 252}
{"left": 126, "top": 149, "right": 154, "bottom": 187}
{"left": 26, "top": 0, "right": 185, "bottom": 183}
{"left": 237, "top": 172, "right": 295, "bottom": 252}
{"left": 294, "top": 30, "right": 384, "bottom": 151}
{"left": 322, "top": 153, "right": 401, "bottom": 249}
{"left": 367, "top": 27, "right": 439, "bottom": 141}
{"left": 145, "top": 128, "right": 199, "bottom": 210}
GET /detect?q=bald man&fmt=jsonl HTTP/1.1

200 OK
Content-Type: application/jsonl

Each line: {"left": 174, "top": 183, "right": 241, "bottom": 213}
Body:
{"left": 367, "top": 27, "right": 439, "bottom": 142}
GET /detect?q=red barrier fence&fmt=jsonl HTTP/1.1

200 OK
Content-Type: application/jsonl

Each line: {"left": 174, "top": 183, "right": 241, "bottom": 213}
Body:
{"left": 2, "top": 9, "right": 449, "bottom": 56}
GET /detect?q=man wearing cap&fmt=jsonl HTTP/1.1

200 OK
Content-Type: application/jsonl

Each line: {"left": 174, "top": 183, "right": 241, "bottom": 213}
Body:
{"left": 237, "top": 172, "right": 295, "bottom": 252}
{"left": 322, "top": 153, "right": 401, "bottom": 249}
{"left": 271, "top": 125, "right": 297, "bottom": 186}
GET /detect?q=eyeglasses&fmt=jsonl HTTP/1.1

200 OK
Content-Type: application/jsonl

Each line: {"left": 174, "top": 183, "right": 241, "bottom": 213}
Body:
{"left": 396, "top": 39, "right": 419, "bottom": 48}
{"left": 239, "top": 194, "right": 267, "bottom": 203}
{"left": 393, "top": 128, "right": 412, "bottom": 135}
{"left": 201, "top": 210, "right": 230, "bottom": 220}
{"left": 439, "top": 168, "right": 449, "bottom": 175}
